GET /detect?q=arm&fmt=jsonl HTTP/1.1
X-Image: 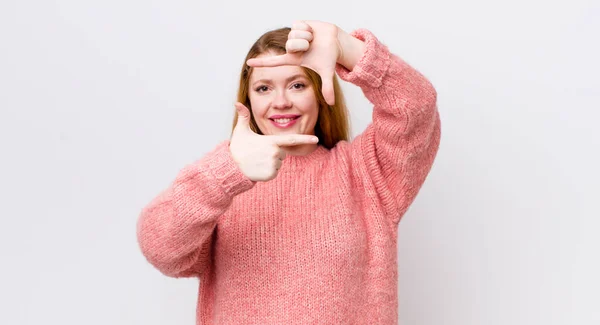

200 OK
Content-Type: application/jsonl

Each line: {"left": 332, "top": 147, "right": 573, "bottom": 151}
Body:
{"left": 136, "top": 141, "right": 255, "bottom": 278}
{"left": 336, "top": 29, "right": 441, "bottom": 226}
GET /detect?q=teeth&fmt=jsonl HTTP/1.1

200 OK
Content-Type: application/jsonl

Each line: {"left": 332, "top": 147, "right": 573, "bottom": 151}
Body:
{"left": 274, "top": 118, "right": 294, "bottom": 123}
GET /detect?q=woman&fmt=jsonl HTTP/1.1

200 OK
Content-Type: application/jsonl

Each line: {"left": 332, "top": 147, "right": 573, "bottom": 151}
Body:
{"left": 137, "top": 20, "right": 441, "bottom": 325}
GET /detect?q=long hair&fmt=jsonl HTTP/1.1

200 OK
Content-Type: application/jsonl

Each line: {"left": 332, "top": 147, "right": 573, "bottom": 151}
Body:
{"left": 231, "top": 27, "right": 351, "bottom": 149}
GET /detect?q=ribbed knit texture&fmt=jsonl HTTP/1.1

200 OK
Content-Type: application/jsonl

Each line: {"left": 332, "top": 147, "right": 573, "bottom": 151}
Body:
{"left": 137, "top": 29, "right": 441, "bottom": 325}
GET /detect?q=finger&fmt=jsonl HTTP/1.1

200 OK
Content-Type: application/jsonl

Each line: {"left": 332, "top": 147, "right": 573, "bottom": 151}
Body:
{"left": 319, "top": 70, "right": 336, "bottom": 106}
{"left": 234, "top": 102, "right": 251, "bottom": 129}
{"left": 292, "top": 20, "right": 313, "bottom": 32}
{"left": 246, "top": 54, "right": 298, "bottom": 67}
{"left": 286, "top": 39, "right": 309, "bottom": 53}
{"left": 288, "top": 30, "right": 313, "bottom": 42}
{"left": 270, "top": 134, "right": 319, "bottom": 147}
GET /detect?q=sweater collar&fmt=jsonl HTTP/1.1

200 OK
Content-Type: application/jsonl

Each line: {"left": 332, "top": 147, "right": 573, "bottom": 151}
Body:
{"left": 280, "top": 145, "right": 329, "bottom": 171}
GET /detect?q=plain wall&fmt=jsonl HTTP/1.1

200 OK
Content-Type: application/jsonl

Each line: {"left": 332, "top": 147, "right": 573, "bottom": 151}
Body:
{"left": 1, "top": 0, "right": 598, "bottom": 324}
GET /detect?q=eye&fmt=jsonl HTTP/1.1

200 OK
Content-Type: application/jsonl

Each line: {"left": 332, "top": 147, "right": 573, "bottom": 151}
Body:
{"left": 292, "top": 82, "right": 306, "bottom": 90}
{"left": 255, "top": 85, "right": 268, "bottom": 93}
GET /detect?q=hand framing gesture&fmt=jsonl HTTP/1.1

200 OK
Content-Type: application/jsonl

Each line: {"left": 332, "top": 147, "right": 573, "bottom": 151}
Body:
{"left": 246, "top": 20, "right": 342, "bottom": 106}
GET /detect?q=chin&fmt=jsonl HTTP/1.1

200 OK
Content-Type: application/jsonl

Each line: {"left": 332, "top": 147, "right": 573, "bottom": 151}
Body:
{"left": 274, "top": 129, "right": 302, "bottom": 136}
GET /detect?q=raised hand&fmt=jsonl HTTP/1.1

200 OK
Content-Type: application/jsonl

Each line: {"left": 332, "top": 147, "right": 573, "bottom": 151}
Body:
{"left": 246, "top": 20, "right": 341, "bottom": 106}
{"left": 229, "top": 102, "right": 320, "bottom": 182}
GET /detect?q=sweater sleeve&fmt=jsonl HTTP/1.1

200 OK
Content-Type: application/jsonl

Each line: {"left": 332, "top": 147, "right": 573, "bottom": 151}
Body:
{"left": 136, "top": 140, "right": 255, "bottom": 278}
{"left": 335, "top": 29, "right": 441, "bottom": 226}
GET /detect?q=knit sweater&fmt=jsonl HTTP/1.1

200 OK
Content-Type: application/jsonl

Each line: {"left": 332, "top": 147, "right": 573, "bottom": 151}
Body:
{"left": 137, "top": 29, "right": 441, "bottom": 325}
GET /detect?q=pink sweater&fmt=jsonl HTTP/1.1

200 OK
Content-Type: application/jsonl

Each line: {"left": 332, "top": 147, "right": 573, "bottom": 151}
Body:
{"left": 137, "top": 29, "right": 441, "bottom": 325}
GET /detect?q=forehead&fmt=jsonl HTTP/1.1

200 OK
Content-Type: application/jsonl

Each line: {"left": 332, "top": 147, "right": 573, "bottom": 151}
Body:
{"left": 250, "top": 54, "right": 306, "bottom": 83}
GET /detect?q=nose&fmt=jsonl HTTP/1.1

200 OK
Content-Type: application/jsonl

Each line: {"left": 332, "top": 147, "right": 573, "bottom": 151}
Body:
{"left": 271, "top": 90, "right": 292, "bottom": 110}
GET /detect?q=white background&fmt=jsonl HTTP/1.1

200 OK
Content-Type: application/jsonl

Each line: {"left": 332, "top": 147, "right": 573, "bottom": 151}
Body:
{"left": 1, "top": 0, "right": 598, "bottom": 324}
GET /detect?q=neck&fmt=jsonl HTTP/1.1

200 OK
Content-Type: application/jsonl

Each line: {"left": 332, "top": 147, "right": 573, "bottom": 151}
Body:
{"left": 281, "top": 143, "right": 319, "bottom": 156}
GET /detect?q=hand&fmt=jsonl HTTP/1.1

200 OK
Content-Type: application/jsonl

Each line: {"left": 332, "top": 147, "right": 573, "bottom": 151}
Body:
{"left": 229, "top": 102, "right": 320, "bottom": 182}
{"left": 246, "top": 20, "right": 341, "bottom": 106}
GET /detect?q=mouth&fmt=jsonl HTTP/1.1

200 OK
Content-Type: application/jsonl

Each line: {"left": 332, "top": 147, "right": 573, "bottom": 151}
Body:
{"left": 269, "top": 115, "right": 301, "bottom": 129}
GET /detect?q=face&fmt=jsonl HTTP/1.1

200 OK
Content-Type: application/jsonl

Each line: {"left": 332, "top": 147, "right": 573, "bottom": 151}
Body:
{"left": 248, "top": 53, "right": 319, "bottom": 137}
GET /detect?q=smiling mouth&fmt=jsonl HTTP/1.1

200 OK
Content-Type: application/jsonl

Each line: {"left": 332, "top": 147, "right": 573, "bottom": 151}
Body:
{"left": 269, "top": 116, "right": 301, "bottom": 129}
{"left": 270, "top": 116, "right": 300, "bottom": 123}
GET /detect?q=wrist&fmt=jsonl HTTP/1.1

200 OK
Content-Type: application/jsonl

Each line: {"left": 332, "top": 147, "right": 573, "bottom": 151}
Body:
{"left": 336, "top": 28, "right": 366, "bottom": 71}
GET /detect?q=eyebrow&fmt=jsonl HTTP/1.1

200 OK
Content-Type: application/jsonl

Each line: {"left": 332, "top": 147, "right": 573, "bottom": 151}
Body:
{"left": 252, "top": 74, "right": 307, "bottom": 87}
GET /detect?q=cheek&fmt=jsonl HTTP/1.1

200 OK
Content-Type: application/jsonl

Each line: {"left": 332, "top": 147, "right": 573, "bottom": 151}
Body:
{"left": 294, "top": 93, "right": 319, "bottom": 116}
{"left": 248, "top": 97, "right": 269, "bottom": 118}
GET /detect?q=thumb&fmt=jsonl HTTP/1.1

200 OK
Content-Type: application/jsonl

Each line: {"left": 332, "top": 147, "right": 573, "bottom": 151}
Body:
{"left": 234, "top": 102, "right": 252, "bottom": 131}
{"left": 319, "top": 70, "right": 335, "bottom": 106}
